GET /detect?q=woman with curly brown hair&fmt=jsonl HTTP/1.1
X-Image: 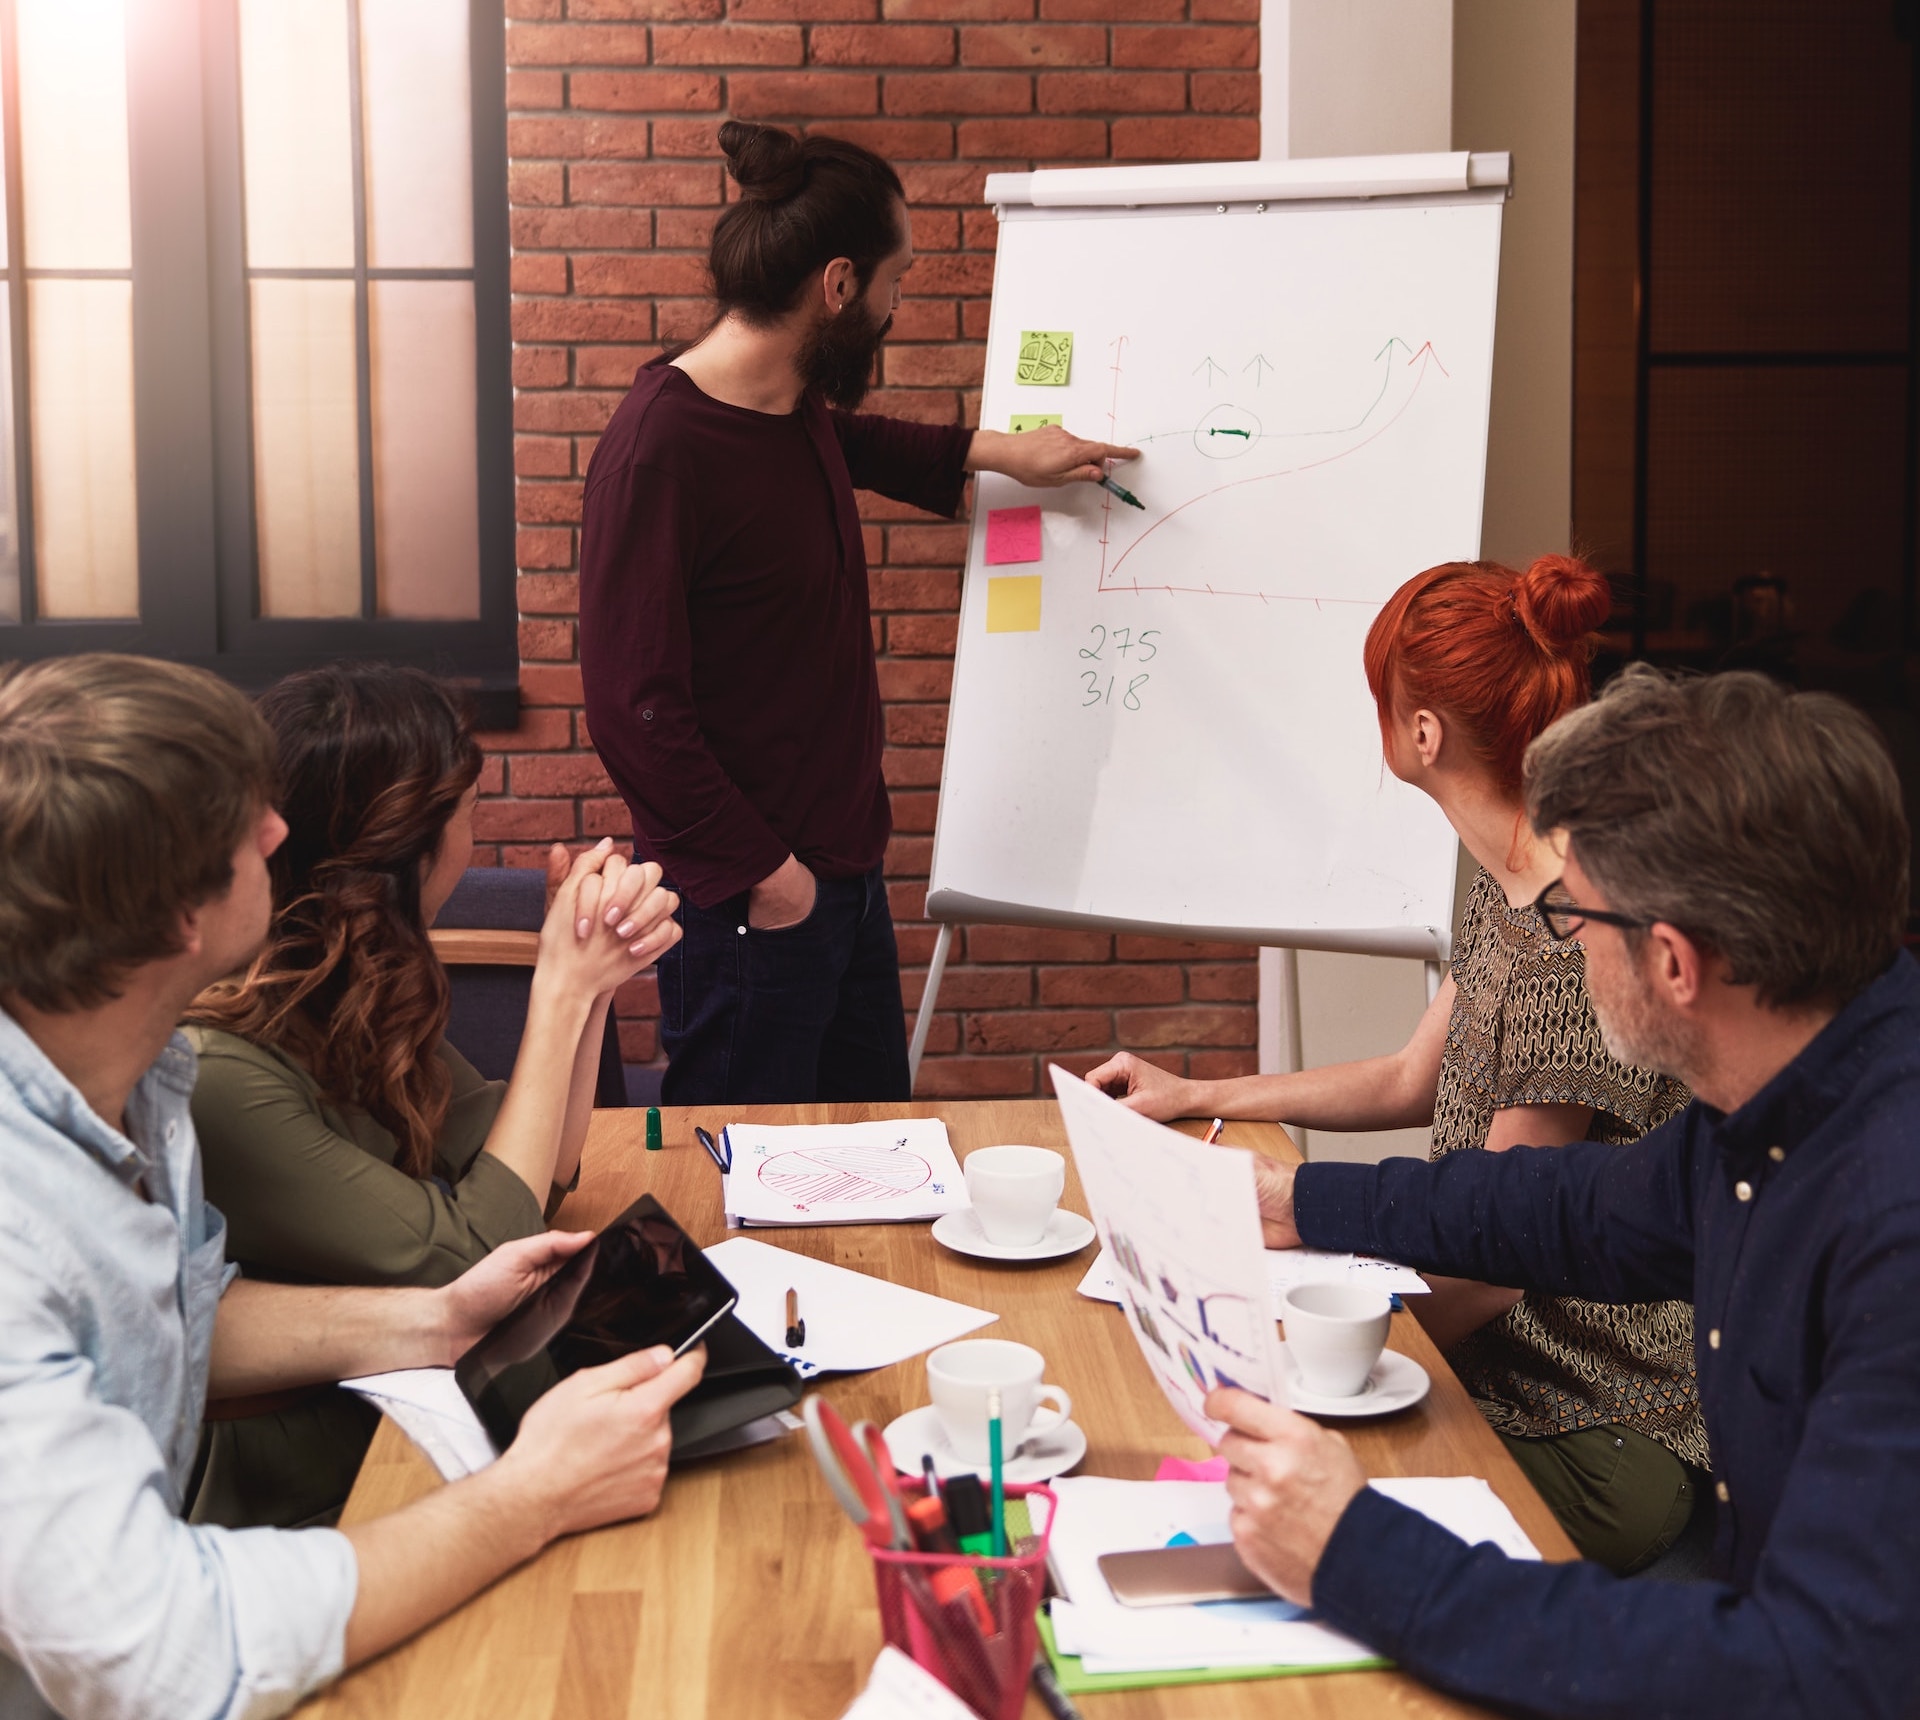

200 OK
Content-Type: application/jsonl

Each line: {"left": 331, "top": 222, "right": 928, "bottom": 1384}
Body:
{"left": 184, "top": 664, "right": 679, "bottom": 1528}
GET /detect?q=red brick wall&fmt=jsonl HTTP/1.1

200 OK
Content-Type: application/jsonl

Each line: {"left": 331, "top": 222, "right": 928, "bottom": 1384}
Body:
{"left": 487, "top": 0, "right": 1262, "bottom": 1096}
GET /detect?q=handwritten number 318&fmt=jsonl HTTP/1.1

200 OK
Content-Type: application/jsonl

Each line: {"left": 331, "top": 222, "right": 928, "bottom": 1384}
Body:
{"left": 1082, "top": 670, "right": 1150, "bottom": 710}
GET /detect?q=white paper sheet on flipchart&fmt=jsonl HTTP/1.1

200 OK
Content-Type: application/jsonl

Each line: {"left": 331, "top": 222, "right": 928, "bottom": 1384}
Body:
{"left": 1076, "top": 1246, "right": 1428, "bottom": 1310}
{"left": 704, "top": 1235, "right": 996, "bottom": 1373}
{"left": 1046, "top": 1475, "right": 1539, "bottom": 1674}
{"left": 343, "top": 1367, "right": 801, "bottom": 1481}
{"left": 1050, "top": 1066, "right": 1282, "bottom": 1443}
{"left": 838, "top": 1646, "right": 982, "bottom": 1720}
{"left": 720, "top": 1118, "right": 968, "bottom": 1228}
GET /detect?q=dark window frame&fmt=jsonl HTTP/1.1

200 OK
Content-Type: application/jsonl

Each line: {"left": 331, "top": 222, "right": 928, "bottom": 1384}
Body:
{"left": 0, "top": 0, "right": 518, "bottom": 727}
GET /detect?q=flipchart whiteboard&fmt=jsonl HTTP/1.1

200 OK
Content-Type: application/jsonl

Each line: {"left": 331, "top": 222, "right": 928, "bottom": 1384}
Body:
{"left": 926, "top": 159, "right": 1507, "bottom": 961}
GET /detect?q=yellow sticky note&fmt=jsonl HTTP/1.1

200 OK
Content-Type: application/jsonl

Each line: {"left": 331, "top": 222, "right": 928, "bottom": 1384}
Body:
{"left": 985, "top": 575, "right": 1042, "bottom": 633}
{"left": 1009, "top": 413, "right": 1063, "bottom": 432}
{"left": 1016, "top": 331, "right": 1073, "bottom": 387}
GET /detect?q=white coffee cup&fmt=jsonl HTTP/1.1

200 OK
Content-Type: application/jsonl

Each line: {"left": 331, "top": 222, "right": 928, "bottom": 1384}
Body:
{"left": 1279, "top": 1283, "right": 1392, "bottom": 1398}
{"left": 963, "top": 1144, "right": 1065, "bottom": 1248}
{"left": 926, "top": 1339, "right": 1073, "bottom": 1465}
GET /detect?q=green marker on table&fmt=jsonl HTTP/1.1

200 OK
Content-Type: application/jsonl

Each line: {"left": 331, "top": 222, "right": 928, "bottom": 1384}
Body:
{"left": 645, "top": 1106, "right": 662, "bottom": 1151}
{"left": 1097, "top": 473, "right": 1144, "bottom": 510}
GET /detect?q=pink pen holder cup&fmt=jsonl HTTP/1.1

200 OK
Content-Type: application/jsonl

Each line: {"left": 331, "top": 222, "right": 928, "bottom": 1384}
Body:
{"left": 866, "top": 1483, "right": 1056, "bottom": 1720}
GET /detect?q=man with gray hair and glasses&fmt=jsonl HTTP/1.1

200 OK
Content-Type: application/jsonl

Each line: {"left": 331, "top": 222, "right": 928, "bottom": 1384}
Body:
{"left": 1204, "top": 664, "right": 1918, "bottom": 1718}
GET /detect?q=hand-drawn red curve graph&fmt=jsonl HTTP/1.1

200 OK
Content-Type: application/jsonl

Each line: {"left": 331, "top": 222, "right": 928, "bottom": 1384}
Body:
{"left": 758, "top": 1145, "right": 933, "bottom": 1205}
{"left": 1097, "top": 337, "right": 1450, "bottom": 604}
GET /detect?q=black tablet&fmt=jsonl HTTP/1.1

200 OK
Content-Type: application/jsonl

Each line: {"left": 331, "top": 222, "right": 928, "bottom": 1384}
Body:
{"left": 454, "top": 1193, "right": 737, "bottom": 1451}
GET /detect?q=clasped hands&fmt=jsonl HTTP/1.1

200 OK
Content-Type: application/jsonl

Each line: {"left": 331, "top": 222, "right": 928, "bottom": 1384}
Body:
{"left": 538, "top": 838, "right": 682, "bottom": 994}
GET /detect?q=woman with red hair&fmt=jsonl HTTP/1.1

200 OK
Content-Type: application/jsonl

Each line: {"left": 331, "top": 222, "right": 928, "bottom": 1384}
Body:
{"left": 1088, "top": 554, "right": 1707, "bottom": 1574}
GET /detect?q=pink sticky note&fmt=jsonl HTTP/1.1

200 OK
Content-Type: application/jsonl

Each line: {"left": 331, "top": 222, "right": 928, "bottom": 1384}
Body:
{"left": 984, "top": 505, "right": 1043, "bottom": 565}
{"left": 1154, "top": 1455, "right": 1230, "bottom": 1483}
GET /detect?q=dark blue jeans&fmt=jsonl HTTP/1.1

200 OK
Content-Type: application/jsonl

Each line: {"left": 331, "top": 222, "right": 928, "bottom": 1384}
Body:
{"left": 656, "top": 863, "right": 911, "bottom": 1105}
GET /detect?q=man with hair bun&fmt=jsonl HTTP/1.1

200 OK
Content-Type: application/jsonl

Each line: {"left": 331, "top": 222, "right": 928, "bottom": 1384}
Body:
{"left": 581, "top": 120, "right": 1139, "bottom": 1104}
{"left": 1208, "top": 664, "right": 1920, "bottom": 1719}
{"left": 1091, "top": 554, "right": 1705, "bottom": 1573}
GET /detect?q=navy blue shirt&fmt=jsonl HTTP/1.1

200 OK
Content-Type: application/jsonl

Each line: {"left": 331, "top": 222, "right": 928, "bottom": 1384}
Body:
{"left": 1294, "top": 953, "right": 1920, "bottom": 1719}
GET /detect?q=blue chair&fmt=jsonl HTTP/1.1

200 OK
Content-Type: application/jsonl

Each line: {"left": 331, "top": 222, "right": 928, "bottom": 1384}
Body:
{"left": 429, "top": 867, "right": 631, "bottom": 1109}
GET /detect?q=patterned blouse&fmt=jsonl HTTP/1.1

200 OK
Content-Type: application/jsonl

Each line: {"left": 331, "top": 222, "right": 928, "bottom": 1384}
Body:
{"left": 1433, "top": 869, "right": 1709, "bottom": 1469}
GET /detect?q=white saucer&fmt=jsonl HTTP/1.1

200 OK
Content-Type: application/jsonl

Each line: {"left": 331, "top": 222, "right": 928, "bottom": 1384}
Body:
{"left": 930, "top": 1206, "right": 1097, "bottom": 1262}
{"left": 881, "top": 1403, "right": 1089, "bottom": 1483}
{"left": 1277, "top": 1344, "right": 1431, "bottom": 1418}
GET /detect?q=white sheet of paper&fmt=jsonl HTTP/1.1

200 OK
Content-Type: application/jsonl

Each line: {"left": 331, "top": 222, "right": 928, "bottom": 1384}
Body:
{"left": 722, "top": 1118, "right": 968, "bottom": 1227}
{"left": 838, "top": 1646, "right": 981, "bottom": 1720}
{"left": 1047, "top": 1474, "right": 1539, "bottom": 1674}
{"left": 1076, "top": 1246, "right": 1428, "bottom": 1308}
{"left": 1371, "top": 1476, "right": 1542, "bottom": 1561}
{"left": 342, "top": 1367, "right": 497, "bottom": 1480}
{"left": 704, "top": 1235, "right": 996, "bottom": 1373}
{"left": 1046, "top": 1477, "right": 1375, "bottom": 1672}
{"left": 1051, "top": 1067, "right": 1282, "bottom": 1442}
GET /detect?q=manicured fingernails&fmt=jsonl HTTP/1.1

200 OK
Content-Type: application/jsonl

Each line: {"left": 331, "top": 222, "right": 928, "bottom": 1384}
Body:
{"left": 616, "top": 919, "right": 636, "bottom": 938}
{"left": 576, "top": 917, "right": 591, "bottom": 939}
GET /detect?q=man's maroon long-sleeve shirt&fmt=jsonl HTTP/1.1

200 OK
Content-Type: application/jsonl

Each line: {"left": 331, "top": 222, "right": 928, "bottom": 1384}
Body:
{"left": 579, "top": 358, "right": 973, "bottom": 908}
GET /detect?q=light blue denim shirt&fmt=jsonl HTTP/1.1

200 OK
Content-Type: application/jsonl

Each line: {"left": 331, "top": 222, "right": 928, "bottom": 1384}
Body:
{"left": 0, "top": 1009, "right": 357, "bottom": 1720}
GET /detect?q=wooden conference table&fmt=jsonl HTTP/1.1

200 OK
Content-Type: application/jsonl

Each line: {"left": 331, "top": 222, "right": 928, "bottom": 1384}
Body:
{"left": 298, "top": 1102, "right": 1575, "bottom": 1720}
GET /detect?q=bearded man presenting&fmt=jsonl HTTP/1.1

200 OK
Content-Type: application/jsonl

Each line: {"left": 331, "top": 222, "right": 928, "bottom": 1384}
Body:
{"left": 580, "top": 121, "right": 1131, "bottom": 1104}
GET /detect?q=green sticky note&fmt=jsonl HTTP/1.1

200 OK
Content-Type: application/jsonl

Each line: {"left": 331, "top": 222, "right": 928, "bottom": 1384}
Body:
{"left": 1009, "top": 413, "right": 1064, "bottom": 432}
{"left": 986, "top": 575, "right": 1043, "bottom": 633}
{"left": 1016, "top": 331, "right": 1073, "bottom": 387}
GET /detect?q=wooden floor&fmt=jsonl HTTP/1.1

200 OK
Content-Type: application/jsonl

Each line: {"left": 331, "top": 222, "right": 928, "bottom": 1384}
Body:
{"left": 297, "top": 1101, "right": 1574, "bottom": 1719}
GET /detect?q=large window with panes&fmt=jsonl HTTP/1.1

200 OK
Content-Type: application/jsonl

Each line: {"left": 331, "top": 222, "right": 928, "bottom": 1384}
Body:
{"left": 0, "top": 0, "right": 514, "bottom": 720}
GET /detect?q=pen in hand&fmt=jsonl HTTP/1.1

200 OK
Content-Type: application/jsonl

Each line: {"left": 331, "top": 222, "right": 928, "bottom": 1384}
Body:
{"left": 1097, "top": 472, "right": 1145, "bottom": 510}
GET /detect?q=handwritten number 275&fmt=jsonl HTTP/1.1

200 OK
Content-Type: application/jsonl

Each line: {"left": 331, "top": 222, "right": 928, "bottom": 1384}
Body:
{"left": 1080, "top": 626, "right": 1159, "bottom": 663}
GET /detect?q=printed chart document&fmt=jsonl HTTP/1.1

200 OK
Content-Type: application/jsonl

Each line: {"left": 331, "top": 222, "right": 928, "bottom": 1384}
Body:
{"left": 722, "top": 1118, "right": 967, "bottom": 1228}
{"left": 1047, "top": 1475, "right": 1538, "bottom": 1675}
{"left": 704, "top": 1236, "right": 996, "bottom": 1373}
{"left": 1077, "top": 1246, "right": 1428, "bottom": 1308}
{"left": 1051, "top": 1067, "right": 1282, "bottom": 1442}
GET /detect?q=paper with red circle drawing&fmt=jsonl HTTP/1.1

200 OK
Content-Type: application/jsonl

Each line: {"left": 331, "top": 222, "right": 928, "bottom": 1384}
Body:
{"left": 984, "top": 505, "right": 1044, "bottom": 565}
{"left": 721, "top": 1117, "right": 968, "bottom": 1227}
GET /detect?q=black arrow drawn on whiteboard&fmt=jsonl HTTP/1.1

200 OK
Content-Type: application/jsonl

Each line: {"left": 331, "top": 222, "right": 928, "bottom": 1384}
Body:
{"left": 1192, "top": 356, "right": 1226, "bottom": 385}
{"left": 1244, "top": 354, "right": 1274, "bottom": 384}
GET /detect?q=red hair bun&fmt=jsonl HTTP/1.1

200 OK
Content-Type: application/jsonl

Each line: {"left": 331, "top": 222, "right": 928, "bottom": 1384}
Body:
{"left": 1510, "top": 553, "right": 1614, "bottom": 653}
{"left": 1363, "top": 554, "right": 1611, "bottom": 795}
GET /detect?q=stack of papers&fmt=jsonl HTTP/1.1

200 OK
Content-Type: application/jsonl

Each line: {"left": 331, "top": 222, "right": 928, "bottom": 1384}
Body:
{"left": 1046, "top": 1475, "right": 1538, "bottom": 1677}
{"left": 722, "top": 1119, "right": 968, "bottom": 1228}
{"left": 703, "top": 1236, "right": 996, "bottom": 1374}
{"left": 1076, "top": 1245, "right": 1429, "bottom": 1309}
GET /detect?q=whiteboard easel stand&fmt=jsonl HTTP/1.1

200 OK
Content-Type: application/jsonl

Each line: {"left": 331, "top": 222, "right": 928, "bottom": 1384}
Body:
{"left": 907, "top": 149, "right": 1508, "bottom": 1092}
{"left": 907, "top": 902, "right": 1452, "bottom": 1091}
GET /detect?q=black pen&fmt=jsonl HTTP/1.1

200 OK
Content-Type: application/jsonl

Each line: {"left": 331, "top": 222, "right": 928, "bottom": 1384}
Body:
{"left": 1031, "top": 1640, "right": 1084, "bottom": 1720}
{"left": 695, "top": 1126, "right": 729, "bottom": 1174}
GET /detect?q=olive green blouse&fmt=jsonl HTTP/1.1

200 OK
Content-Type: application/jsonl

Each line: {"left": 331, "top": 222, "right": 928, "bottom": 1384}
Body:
{"left": 185, "top": 1028, "right": 562, "bottom": 1528}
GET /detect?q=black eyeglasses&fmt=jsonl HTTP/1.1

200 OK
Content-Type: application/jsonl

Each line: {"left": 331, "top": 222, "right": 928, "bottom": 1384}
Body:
{"left": 1531, "top": 878, "right": 1654, "bottom": 944}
